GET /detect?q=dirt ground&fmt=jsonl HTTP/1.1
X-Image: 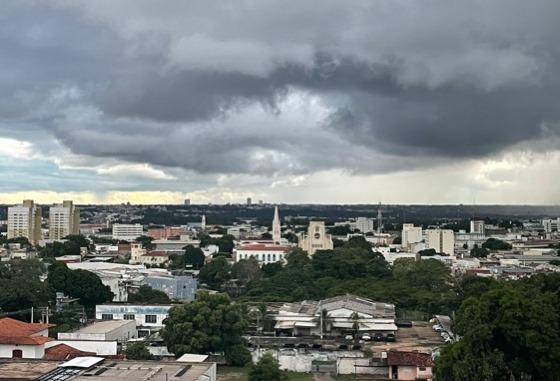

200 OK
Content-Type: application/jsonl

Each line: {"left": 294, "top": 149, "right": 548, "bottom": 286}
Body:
{"left": 366, "top": 321, "right": 443, "bottom": 353}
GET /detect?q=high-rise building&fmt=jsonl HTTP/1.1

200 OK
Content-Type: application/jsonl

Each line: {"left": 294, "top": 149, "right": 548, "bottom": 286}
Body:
{"left": 272, "top": 206, "right": 281, "bottom": 243}
{"left": 377, "top": 203, "right": 383, "bottom": 234}
{"left": 426, "top": 229, "right": 454, "bottom": 255}
{"left": 298, "top": 221, "right": 333, "bottom": 255}
{"left": 542, "top": 218, "right": 560, "bottom": 233}
{"left": 470, "top": 220, "right": 485, "bottom": 234}
{"left": 246, "top": 197, "right": 252, "bottom": 205}
{"left": 401, "top": 223, "right": 423, "bottom": 248}
{"left": 7, "top": 200, "right": 42, "bottom": 245}
{"left": 353, "top": 217, "right": 375, "bottom": 233}
{"left": 49, "top": 200, "right": 80, "bottom": 240}
{"left": 184, "top": 199, "right": 191, "bottom": 206}
{"left": 201, "top": 215, "right": 206, "bottom": 231}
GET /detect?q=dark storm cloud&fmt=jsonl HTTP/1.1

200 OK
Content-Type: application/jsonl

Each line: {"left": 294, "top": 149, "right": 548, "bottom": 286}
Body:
{"left": 2, "top": 0, "right": 560, "bottom": 176}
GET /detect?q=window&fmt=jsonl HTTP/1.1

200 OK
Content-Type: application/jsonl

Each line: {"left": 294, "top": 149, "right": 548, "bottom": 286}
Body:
{"left": 101, "top": 314, "right": 113, "bottom": 320}
{"left": 272, "top": 254, "right": 276, "bottom": 261}
{"left": 123, "top": 314, "right": 135, "bottom": 320}
{"left": 419, "top": 367, "right": 426, "bottom": 371}
{"left": 145, "top": 314, "right": 157, "bottom": 324}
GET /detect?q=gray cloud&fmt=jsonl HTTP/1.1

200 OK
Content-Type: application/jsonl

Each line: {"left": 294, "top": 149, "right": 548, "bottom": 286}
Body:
{"left": 1, "top": 0, "right": 560, "bottom": 179}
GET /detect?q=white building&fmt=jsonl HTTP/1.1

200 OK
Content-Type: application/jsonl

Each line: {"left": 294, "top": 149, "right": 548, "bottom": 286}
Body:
{"left": 0, "top": 318, "right": 53, "bottom": 359}
{"left": 426, "top": 229, "right": 455, "bottom": 255}
{"left": 49, "top": 200, "right": 80, "bottom": 240}
{"left": 401, "top": 224, "right": 423, "bottom": 249}
{"left": 298, "top": 221, "right": 334, "bottom": 255}
{"left": 7, "top": 200, "right": 42, "bottom": 245}
{"left": 234, "top": 242, "right": 291, "bottom": 265}
{"left": 129, "top": 243, "right": 168, "bottom": 266}
{"left": 470, "top": 220, "right": 486, "bottom": 234}
{"left": 353, "top": 217, "right": 375, "bottom": 233}
{"left": 542, "top": 218, "right": 560, "bottom": 233}
{"left": 96, "top": 304, "right": 171, "bottom": 337}
{"left": 112, "top": 223, "right": 144, "bottom": 241}
{"left": 58, "top": 320, "right": 137, "bottom": 343}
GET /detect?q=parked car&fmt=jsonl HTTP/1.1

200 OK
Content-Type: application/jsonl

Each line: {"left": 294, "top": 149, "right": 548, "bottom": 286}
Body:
{"left": 441, "top": 332, "right": 449, "bottom": 339}
{"left": 373, "top": 332, "right": 384, "bottom": 341}
{"left": 385, "top": 333, "right": 396, "bottom": 342}
{"left": 396, "top": 319, "right": 413, "bottom": 328}
{"left": 444, "top": 336, "right": 453, "bottom": 344}
{"left": 361, "top": 333, "right": 372, "bottom": 341}
{"left": 344, "top": 334, "right": 354, "bottom": 340}
{"left": 433, "top": 324, "right": 443, "bottom": 332}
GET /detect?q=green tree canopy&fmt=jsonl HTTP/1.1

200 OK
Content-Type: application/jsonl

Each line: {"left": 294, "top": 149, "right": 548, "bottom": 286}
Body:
{"left": 0, "top": 259, "right": 52, "bottom": 312}
{"left": 128, "top": 285, "right": 171, "bottom": 304}
{"left": 125, "top": 341, "right": 154, "bottom": 360}
{"left": 249, "top": 353, "right": 285, "bottom": 381}
{"left": 482, "top": 238, "right": 512, "bottom": 251}
{"left": 161, "top": 292, "right": 247, "bottom": 357}
{"left": 199, "top": 257, "right": 232, "bottom": 289}
{"left": 184, "top": 245, "right": 206, "bottom": 269}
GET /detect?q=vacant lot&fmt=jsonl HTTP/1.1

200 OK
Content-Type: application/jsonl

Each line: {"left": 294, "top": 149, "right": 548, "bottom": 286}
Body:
{"left": 217, "top": 367, "right": 383, "bottom": 381}
{"left": 365, "top": 321, "right": 444, "bottom": 353}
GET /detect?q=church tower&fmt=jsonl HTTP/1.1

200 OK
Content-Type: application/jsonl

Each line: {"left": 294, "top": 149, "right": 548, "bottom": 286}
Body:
{"left": 272, "top": 206, "right": 281, "bottom": 244}
{"left": 201, "top": 214, "right": 206, "bottom": 231}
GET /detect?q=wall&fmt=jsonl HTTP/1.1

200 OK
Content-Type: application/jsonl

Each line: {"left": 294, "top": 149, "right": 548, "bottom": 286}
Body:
{"left": 337, "top": 357, "right": 388, "bottom": 375}
{"left": 45, "top": 340, "right": 117, "bottom": 356}
{"left": 96, "top": 305, "right": 171, "bottom": 328}
{"left": 397, "top": 365, "right": 418, "bottom": 380}
{"left": 0, "top": 344, "right": 44, "bottom": 359}
{"left": 251, "top": 348, "right": 362, "bottom": 373}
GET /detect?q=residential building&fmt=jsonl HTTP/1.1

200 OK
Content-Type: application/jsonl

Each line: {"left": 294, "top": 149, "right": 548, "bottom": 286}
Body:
{"left": 298, "top": 221, "right": 334, "bottom": 255}
{"left": 247, "top": 197, "right": 252, "bottom": 205}
{"left": 147, "top": 226, "right": 186, "bottom": 239}
{"left": 273, "top": 295, "right": 396, "bottom": 338}
{"left": 353, "top": 217, "right": 375, "bottom": 233}
{"left": 426, "top": 228, "right": 455, "bottom": 255}
{"left": 7, "top": 200, "right": 42, "bottom": 245}
{"left": 401, "top": 224, "right": 423, "bottom": 249}
{"left": 0, "top": 317, "right": 53, "bottom": 359}
{"left": 470, "top": 220, "right": 486, "bottom": 234}
{"left": 112, "top": 223, "right": 144, "bottom": 241}
{"left": 96, "top": 304, "right": 172, "bottom": 337}
{"left": 272, "top": 206, "right": 282, "bottom": 243}
{"left": 49, "top": 200, "right": 80, "bottom": 240}
{"left": 184, "top": 198, "right": 191, "bottom": 205}
{"left": 542, "top": 218, "right": 560, "bottom": 233}
{"left": 387, "top": 351, "right": 433, "bottom": 380}
{"left": 234, "top": 242, "right": 291, "bottom": 265}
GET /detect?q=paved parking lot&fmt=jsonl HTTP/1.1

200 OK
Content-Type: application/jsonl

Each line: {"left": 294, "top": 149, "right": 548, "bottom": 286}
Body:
{"left": 365, "top": 321, "right": 444, "bottom": 353}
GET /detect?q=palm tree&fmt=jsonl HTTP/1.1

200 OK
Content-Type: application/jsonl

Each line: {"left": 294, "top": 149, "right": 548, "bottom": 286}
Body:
{"left": 351, "top": 312, "right": 361, "bottom": 337}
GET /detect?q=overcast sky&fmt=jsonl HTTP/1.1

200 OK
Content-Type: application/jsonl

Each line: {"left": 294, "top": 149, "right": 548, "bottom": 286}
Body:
{"left": 1, "top": 0, "right": 560, "bottom": 204}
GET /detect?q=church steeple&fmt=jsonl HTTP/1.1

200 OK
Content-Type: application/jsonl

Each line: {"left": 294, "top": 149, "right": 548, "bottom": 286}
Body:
{"left": 272, "top": 206, "right": 281, "bottom": 244}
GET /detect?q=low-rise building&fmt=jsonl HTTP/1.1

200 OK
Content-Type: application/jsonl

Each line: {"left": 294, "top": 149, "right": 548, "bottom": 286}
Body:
{"left": 112, "top": 223, "right": 144, "bottom": 241}
{"left": 58, "top": 320, "right": 137, "bottom": 343}
{"left": 0, "top": 318, "right": 53, "bottom": 359}
{"left": 96, "top": 304, "right": 171, "bottom": 337}
{"left": 387, "top": 351, "right": 433, "bottom": 380}
{"left": 234, "top": 242, "right": 291, "bottom": 265}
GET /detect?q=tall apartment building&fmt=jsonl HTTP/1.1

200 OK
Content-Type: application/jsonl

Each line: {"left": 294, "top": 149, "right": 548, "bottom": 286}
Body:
{"left": 7, "top": 200, "right": 42, "bottom": 245}
{"left": 542, "top": 218, "right": 560, "bottom": 233}
{"left": 49, "top": 200, "right": 80, "bottom": 240}
{"left": 426, "top": 229, "right": 455, "bottom": 255}
{"left": 401, "top": 223, "right": 423, "bottom": 248}
{"left": 353, "top": 217, "right": 375, "bottom": 233}
{"left": 470, "top": 220, "right": 486, "bottom": 234}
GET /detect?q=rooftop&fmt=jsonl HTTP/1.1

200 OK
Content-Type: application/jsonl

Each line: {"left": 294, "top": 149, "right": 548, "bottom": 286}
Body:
{"left": 68, "top": 320, "right": 135, "bottom": 334}
{"left": 0, "top": 317, "right": 54, "bottom": 346}
{"left": 387, "top": 351, "right": 434, "bottom": 367}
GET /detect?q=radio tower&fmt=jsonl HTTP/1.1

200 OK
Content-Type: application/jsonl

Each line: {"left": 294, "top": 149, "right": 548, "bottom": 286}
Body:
{"left": 377, "top": 202, "right": 383, "bottom": 234}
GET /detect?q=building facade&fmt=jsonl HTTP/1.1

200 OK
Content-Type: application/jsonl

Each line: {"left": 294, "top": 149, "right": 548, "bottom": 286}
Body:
{"left": 298, "top": 221, "right": 334, "bottom": 255}
{"left": 470, "top": 220, "right": 486, "bottom": 234}
{"left": 401, "top": 224, "right": 423, "bottom": 249}
{"left": 7, "top": 200, "right": 42, "bottom": 245}
{"left": 112, "top": 223, "right": 144, "bottom": 241}
{"left": 49, "top": 200, "right": 80, "bottom": 240}
{"left": 426, "top": 229, "right": 455, "bottom": 255}
{"left": 234, "top": 243, "right": 291, "bottom": 265}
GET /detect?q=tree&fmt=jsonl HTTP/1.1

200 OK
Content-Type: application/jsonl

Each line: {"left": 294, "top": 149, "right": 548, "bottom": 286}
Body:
{"left": 435, "top": 277, "right": 560, "bottom": 380}
{"left": 0, "top": 259, "right": 52, "bottom": 312}
{"left": 128, "top": 285, "right": 171, "bottom": 304}
{"left": 232, "top": 258, "right": 261, "bottom": 285}
{"left": 482, "top": 238, "right": 512, "bottom": 251}
{"left": 125, "top": 342, "right": 154, "bottom": 360}
{"left": 184, "top": 245, "right": 205, "bottom": 269}
{"left": 470, "top": 244, "right": 489, "bottom": 258}
{"left": 64, "top": 235, "right": 90, "bottom": 250}
{"left": 418, "top": 248, "right": 438, "bottom": 256}
{"left": 47, "top": 261, "right": 113, "bottom": 307}
{"left": 135, "top": 235, "right": 154, "bottom": 250}
{"left": 198, "top": 257, "right": 232, "bottom": 289}
{"left": 40, "top": 241, "right": 81, "bottom": 258}
{"left": 161, "top": 292, "right": 247, "bottom": 357}
{"left": 225, "top": 344, "right": 252, "bottom": 367}
{"left": 345, "top": 236, "right": 371, "bottom": 250}
{"left": 249, "top": 353, "right": 285, "bottom": 381}
{"left": 328, "top": 225, "right": 353, "bottom": 236}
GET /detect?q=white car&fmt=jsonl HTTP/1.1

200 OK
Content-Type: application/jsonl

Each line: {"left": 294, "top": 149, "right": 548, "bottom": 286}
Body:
{"left": 344, "top": 334, "right": 354, "bottom": 340}
{"left": 441, "top": 332, "right": 449, "bottom": 339}
{"left": 361, "top": 334, "right": 372, "bottom": 341}
{"left": 444, "top": 337, "right": 453, "bottom": 344}
{"left": 433, "top": 325, "right": 442, "bottom": 332}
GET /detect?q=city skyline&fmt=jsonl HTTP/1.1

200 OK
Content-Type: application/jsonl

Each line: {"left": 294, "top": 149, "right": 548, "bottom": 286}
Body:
{"left": 2, "top": 1, "right": 560, "bottom": 204}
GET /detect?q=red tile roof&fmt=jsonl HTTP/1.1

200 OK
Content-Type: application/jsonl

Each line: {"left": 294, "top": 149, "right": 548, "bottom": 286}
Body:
{"left": 237, "top": 244, "right": 291, "bottom": 252}
{"left": 44, "top": 343, "right": 96, "bottom": 361}
{"left": 387, "top": 351, "right": 433, "bottom": 367}
{"left": 0, "top": 317, "right": 54, "bottom": 346}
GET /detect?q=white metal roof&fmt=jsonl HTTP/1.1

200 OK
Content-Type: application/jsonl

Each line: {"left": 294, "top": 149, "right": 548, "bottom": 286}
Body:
{"left": 60, "top": 356, "right": 104, "bottom": 368}
{"left": 176, "top": 353, "right": 209, "bottom": 363}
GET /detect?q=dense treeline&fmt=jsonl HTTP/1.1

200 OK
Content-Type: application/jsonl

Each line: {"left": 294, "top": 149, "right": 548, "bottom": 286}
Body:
{"left": 200, "top": 236, "right": 457, "bottom": 316}
{"left": 436, "top": 274, "right": 560, "bottom": 380}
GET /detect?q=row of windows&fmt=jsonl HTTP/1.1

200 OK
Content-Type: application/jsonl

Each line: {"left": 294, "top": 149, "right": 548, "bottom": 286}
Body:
{"left": 238, "top": 253, "right": 284, "bottom": 262}
{"left": 101, "top": 313, "right": 157, "bottom": 323}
